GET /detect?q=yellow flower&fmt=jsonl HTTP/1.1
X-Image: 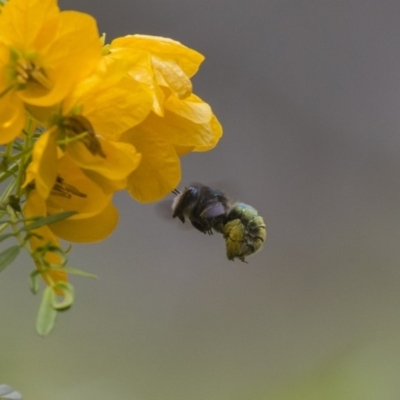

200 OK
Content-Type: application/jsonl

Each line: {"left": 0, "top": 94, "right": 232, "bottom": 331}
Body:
{"left": 107, "top": 34, "right": 223, "bottom": 202}
{"left": 64, "top": 137, "right": 141, "bottom": 194}
{"left": 0, "top": 0, "right": 102, "bottom": 143}
{"left": 23, "top": 55, "right": 149, "bottom": 199}
{"left": 24, "top": 123, "right": 140, "bottom": 200}
{"left": 26, "top": 153, "right": 119, "bottom": 243}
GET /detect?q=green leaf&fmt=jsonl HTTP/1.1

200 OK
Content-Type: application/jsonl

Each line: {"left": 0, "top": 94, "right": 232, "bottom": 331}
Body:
{"left": 0, "top": 245, "right": 20, "bottom": 272}
{"left": 29, "top": 270, "right": 41, "bottom": 294}
{"left": 0, "top": 232, "right": 14, "bottom": 243}
{"left": 36, "top": 287, "right": 57, "bottom": 337}
{"left": 54, "top": 266, "right": 98, "bottom": 279}
{"left": 23, "top": 211, "right": 77, "bottom": 231}
{"left": 52, "top": 282, "right": 75, "bottom": 310}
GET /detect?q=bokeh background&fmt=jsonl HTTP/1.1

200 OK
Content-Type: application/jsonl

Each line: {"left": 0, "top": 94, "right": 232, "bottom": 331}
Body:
{"left": 2, "top": 1, "right": 400, "bottom": 399}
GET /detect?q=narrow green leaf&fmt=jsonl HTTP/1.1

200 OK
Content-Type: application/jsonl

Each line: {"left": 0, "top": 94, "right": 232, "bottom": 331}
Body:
{"left": 29, "top": 270, "right": 41, "bottom": 294}
{"left": 54, "top": 266, "right": 98, "bottom": 279}
{"left": 23, "top": 211, "right": 77, "bottom": 231}
{"left": 36, "top": 287, "right": 57, "bottom": 337}
{"left": 0, "top": 245, "right": 20, "bottom": 272}
{"left": 52, "top": 282, "right": 74, "bottom": 310}
{"left": 0, "top": 232, "right": 14, "bottom": 243}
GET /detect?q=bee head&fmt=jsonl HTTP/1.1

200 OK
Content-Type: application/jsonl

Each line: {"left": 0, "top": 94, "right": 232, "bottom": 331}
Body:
{"left": 171, "top": 186, "right": 200, "bottom": 222}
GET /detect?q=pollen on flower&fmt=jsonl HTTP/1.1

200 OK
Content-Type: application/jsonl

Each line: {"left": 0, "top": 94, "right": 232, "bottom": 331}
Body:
{"left": 61, "top": 115, "right": 106, "bottom": 158}
{"left": 51, "top": 176, "right": 88, "bottom": 199}
{"left": 14, "top": 58, "right": 52, "bottom": 90}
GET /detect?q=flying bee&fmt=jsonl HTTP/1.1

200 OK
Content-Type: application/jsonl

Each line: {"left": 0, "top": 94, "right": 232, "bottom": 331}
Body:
{"left": 172, "top": 184, "right": 266, "bottom": 262}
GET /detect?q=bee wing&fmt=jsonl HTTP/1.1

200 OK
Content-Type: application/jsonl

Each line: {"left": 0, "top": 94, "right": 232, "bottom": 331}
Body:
{"left": 201, "top": 202, "right": 227, "bottom": 218}
{"left": 0, "top": 385, "right": 22, "bottom": 400}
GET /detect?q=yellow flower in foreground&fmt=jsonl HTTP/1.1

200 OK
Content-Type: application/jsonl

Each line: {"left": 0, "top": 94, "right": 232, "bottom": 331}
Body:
{"left": 24, "top": 122, "right": 141, "bottom": 199}
{"left": 107, "top": 34, "right": 223, "bottom": 202}
{"left": 23, "top": 54, "right": 150, "bottom": 198}
{"left": 26, "top": 153, "right": 119, "bottom": 243}
{"left": 0, "top": 0, "right": 102, "bottom": 143}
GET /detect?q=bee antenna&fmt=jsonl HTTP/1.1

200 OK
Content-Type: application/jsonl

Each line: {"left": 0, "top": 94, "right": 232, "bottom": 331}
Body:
{"left": 172, "top": 188, "right": 180, "bottom": 195}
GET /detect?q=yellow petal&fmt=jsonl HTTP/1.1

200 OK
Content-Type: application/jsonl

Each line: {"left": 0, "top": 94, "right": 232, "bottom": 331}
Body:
{"left": 122, "top": 128, "right": 181, "bottom": 202}
{"left": 87, "top": 80, "right": 152, "bottom": 140}
{"left": 0, "top": 0, "right": 59, "bottom": 49}
{"left": 193, "top": 114, "right": 223, "bottom": 152}
{"left": 64, "top": 55, "right": 153, "bottom": 141}
{"left": 151, "top": 56, "right": 192, "bottom": 98}
{"left": 138, "top": 110, "right": 223, "bottom": 150}
{"left": 164, "top": 93, "right": 212, "bottom": 123}
{"left": 49, "top": 202, "right": 118, "bottom": 243}
{"left": 67, "top": 139, "right": 141, "bottom": 181}
{"left": 23, "top": 128, "right": 58, "bottom": 199}
{"left": 46, "top": 154, "right": 112, "bottom": 219}
{"left": 81, "top": 170, "right": 127, "bottom": 194}
{"left": 173, "top": 144, "right": 195, "bottom": 156}
{"left": 0, "top": 89, "right": 26, "bottom": 144}
{"left": 18, "top": 11, "right": 102, "bottom": 106}
{"left": 111, "top": 34, "right": 204, "bottom": 78}
{"left": 115, "top": 50, "right": 165, "bottom": 116}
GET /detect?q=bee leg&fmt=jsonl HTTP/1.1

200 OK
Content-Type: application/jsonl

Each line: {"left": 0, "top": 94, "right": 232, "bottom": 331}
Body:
{"left": 190, "top": 219, "right": 208, "bottom": 234}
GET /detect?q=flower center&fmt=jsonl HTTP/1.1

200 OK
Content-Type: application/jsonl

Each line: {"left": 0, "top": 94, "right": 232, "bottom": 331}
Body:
{"left": 61, "top": 115, "right": 106, "bottom": 158}
{"left": 51, "top": 176, "right": 87, "bottom": 199}
{"left": 14, "top": 58, "right": 52, "bottom": 90}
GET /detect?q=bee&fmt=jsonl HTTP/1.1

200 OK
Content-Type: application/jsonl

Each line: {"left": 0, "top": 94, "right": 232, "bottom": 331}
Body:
{"left": 172, "top": 184, "right": 266, "bottom": 262}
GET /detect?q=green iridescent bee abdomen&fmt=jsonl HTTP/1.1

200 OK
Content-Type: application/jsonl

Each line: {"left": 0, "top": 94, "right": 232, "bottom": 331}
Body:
{"left": 222, "top": 203, "right": 267, "bottom": 262}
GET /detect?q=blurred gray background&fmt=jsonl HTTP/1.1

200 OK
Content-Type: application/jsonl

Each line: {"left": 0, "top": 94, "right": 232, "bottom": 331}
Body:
{"left": 2, "top": 1, "right": 400, "bottom": 399}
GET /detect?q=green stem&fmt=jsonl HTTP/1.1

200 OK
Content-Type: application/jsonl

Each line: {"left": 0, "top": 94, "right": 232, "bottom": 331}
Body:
{"left": 7, "top": 206, "right": 26, "bottom": 248}
{"left": 3, "top": 141, "right": 14, "bottom": 160}
{"left": 0, "top": 222, "right": 9, "bottom": 233}
{"left": 7, "top": 148, "right": 32, "bottom": 163}
{"left": 15, "top": 117, "right": 34, "bottom": 198}
{"left": 0, "top": 179, "right": 17, "bottom": 205}
{"left": 0, "top": 163, "right": 18, "bottom": 184}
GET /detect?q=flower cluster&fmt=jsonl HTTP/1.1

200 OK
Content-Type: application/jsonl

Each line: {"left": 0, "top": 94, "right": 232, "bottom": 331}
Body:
{"left": 0, "top": 0, "right": 221, "bottom": 335}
